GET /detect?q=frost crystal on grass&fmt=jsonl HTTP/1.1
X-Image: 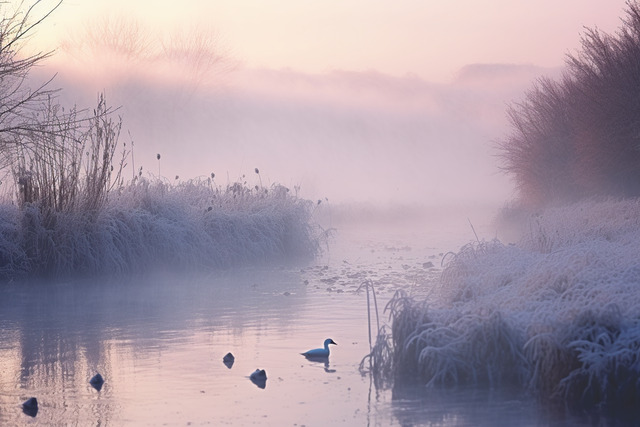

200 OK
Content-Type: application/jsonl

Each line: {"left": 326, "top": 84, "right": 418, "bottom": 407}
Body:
{"left": 377, "top": 199, "right": 640, "bottom": 411}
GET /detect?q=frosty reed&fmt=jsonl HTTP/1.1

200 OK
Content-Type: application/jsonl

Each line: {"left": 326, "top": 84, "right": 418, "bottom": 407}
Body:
{"left": 0, "top": 2, "right": 322, "bottom": 280}
{"left": 368, "top": 199, "right": 640, "bottom": 411}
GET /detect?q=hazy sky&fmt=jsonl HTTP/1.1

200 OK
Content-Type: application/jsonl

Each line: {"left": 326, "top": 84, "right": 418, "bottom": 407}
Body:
{"left": 31, "top": 0, "right": 628, "bottom": 82}
{"left": 15, "top": 0, "right": 634, "bottom": 207}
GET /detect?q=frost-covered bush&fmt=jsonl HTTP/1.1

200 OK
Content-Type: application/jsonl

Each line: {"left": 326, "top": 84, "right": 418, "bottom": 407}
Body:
{"left": 380, "top": 199, "right": 640, "bottom": 410}
{"left": 0, "top": 177, "right": 320, "bottom": 280}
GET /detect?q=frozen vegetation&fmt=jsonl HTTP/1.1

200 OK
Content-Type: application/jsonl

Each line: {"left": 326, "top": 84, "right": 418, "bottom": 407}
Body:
{"left": 369, "top": 1, "right": 640, "bottom": 413}
{"left": 0, "top": 176, "right": 320, "bottom": 280}
{"left": 372, "top": 199, "right": 640, "bottom": 411}
{"left": 0, "top": 4, "right": 321, "bottom": 281}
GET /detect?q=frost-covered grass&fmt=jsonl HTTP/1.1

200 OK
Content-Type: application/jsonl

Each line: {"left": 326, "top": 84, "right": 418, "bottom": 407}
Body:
{"left": 375, "top": 198, "right": 640, "bottom": 411}
{"left": 0, "top": 177, "right": 321, "bottom": 280}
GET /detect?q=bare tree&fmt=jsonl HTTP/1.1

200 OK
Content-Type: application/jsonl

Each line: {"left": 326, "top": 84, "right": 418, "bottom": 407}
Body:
{"left": 0, "top": 2, "right": 127, "bottom": 214}
{"left": 160, "top": 26, "right": 231, "bottom": 88}
{"left": 0, "top": 0, "right": 63, "bottom": 168}
{"left": 61, "top": 13, "right": 233, "bottom": 92}
{"left": 60, "top": 13, "right": 154, "bottom": 65}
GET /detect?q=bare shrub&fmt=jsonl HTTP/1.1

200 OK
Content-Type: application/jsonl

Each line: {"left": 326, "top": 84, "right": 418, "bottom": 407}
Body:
{"left": 500, "top": 1, "right": 640, "bottom": 206}
{"left": 12, "top": 93, "right": 124, "bottom": 215}
{"left": 61, "top": 13, "right": 154, "bottom": 64}
{"left": 0, "top": 1, "right": 62, "bottom": 167}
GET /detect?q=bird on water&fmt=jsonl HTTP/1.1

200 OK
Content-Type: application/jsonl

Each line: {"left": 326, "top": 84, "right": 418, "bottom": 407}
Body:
{"left": 301, "top": 338, "right": 337, "bottom": 359}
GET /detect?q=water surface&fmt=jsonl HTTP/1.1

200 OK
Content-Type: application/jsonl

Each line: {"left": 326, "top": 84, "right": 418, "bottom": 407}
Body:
{"left": 0, "top": 225, "right": 621, "bottom": 425}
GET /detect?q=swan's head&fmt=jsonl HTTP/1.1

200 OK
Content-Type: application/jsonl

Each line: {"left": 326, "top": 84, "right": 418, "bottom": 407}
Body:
{"left": 324, "top": 338, "right": 337, "bottom": 347}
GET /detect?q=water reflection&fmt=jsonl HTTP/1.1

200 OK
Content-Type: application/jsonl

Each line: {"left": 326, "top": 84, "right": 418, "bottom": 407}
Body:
{"left": 324, "top": 363, "right": 337, "bottom": 374}
{"left": 1, "top": 225, "right": 617, "bottom": 425}
{"left": 301, "top": 355, "right": 336, "bottom": 373}
{"left": 0, "top": 267, "right": 311, "bottom": 425}
{"left": 388, "top": 383, "right": 640, "bottom": 427}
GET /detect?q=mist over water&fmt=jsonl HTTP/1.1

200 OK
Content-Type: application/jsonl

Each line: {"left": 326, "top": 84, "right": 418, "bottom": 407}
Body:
{"left": 37, "top": 59, "right": 550, "bottom": 209}
{"left": 4, "top": 8, "right": 636, "bottom": 424}
{"left": 2, "top": 2, "right": 639, "bottom": 424}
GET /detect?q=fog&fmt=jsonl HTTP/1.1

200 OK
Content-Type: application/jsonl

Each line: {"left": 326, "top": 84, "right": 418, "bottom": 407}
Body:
{"left": 34, "top": 56, "right": 555, "bottom": 212}
{"left": 5, "top": 5, "right": 639, "bottom": 424}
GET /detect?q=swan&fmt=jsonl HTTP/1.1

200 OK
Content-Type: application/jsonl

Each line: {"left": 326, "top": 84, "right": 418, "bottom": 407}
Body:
{"left": 301, "top": 338, "right": 337, "bottom": 359}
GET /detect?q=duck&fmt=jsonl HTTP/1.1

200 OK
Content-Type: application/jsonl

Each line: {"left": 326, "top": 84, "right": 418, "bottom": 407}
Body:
{"left": 301, "top": 338, "right": 337, "bottom": 359}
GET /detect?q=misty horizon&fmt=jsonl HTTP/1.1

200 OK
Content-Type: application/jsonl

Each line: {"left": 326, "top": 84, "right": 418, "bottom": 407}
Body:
{"left": 27, "top": 59, "right": 555, "bottom": 209}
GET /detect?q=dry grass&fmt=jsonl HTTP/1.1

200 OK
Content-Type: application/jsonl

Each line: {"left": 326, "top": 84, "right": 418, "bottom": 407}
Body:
{"left": 12, "top": 94, "right": 123, "bottom": 216}
{"left": 0, "top": 3, "right": 322, "bottom": 280}
{"left": 0, "top": 176, "right": 321, "bottom": 280}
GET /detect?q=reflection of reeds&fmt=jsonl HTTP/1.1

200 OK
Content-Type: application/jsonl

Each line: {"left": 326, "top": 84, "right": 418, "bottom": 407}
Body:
{"left": 371, "top": 199, "right": 640, "bottom": 410}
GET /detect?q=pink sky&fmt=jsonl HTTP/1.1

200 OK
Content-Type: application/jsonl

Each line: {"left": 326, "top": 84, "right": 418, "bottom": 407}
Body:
{"left": 15, "top": 0, "right": 635, "bottom": 206}
{"left": 32, "top": 0, "right": 628, "bottom": 82}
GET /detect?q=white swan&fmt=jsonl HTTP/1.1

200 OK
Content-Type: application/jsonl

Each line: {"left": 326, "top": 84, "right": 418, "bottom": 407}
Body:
{"left": 301, "top": 338, "right": 337, "bottom": 359}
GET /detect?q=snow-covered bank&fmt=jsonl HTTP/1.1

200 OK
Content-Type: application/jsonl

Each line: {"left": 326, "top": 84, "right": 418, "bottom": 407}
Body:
{"left": 0, "top": 178, "right": 321, "bottom": 280}
{"left": 376, "top": 198, "right": 640, "bottom": 411}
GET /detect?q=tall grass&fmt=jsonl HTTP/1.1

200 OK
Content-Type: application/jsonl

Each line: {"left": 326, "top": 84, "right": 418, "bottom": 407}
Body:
{"left": 0, "top": 94, "right": 320, "bottom": 279}
{"left": 0, "top": 176, "right": 321, "bottom": 280}
{"left": 374, "top": 199, "right": 640, "bottom": 411}
{"left": 0, "top": 3, "right": 322, "bottom": 281}
{"left": 12, "top": 94, "right": 122, "bottom": 215}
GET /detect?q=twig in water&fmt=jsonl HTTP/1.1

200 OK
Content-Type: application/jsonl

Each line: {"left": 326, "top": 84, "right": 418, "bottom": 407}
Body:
{"left": 358, "top": 280, "right": 381, "bottom": 353}
{"left": 468, "top": 217, "right": 480, "bottom": 243}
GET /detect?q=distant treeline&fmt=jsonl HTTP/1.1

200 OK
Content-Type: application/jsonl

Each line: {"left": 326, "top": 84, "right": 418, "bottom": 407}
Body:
{"left": 500, "top": 1, "right": 640, "bottom": 206}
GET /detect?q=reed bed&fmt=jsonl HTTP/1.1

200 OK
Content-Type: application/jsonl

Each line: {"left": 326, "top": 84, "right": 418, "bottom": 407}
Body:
{"left": 0, "top": 177, "right": 321, "bottom": 280}
{"left": 373, "top": 198, "right": 640, "bottom": 411}
{"left": 0, "top": 3, "right": 322, "bottom": 281}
